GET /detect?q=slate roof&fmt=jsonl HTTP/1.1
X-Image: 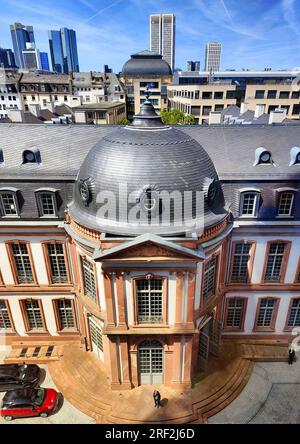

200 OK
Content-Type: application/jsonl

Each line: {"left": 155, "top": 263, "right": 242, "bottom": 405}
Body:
{"left": 122, "top": 50, "right": 172, "bottom": 77}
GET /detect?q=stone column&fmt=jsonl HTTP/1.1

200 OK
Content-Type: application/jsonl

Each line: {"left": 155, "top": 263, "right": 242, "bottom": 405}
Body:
{"left": 186, "top": 272, "right": 196, "bottom": 324}
{"left": 108, "top": 336, "right": 121, "bottom": 390}
{"left": 119, "top": 336, "right": 132, "bottom": 389}
{"left": 182, "top": 335, "right": 193, "bottom": 388}
{"left": 115, "top": 273, "right": 127, "bottom": 327}
{"left": 103, "top": 273, "right": 115, "bottom": 326}
{"left": 175, "top": 273, "right": 184, "bottom": 324}
{"left": 171, "top": 336, "right": 182, "bottom": 388}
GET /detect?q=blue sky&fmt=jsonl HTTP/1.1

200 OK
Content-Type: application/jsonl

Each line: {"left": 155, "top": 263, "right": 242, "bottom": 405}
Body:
{"left": 1, "top": 0, "right": 300, "bottom": 72}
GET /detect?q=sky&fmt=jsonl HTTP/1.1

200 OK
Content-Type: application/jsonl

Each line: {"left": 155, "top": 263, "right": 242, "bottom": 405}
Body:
{"left": 1, "top": 0, "right": 300, "bottom": 72}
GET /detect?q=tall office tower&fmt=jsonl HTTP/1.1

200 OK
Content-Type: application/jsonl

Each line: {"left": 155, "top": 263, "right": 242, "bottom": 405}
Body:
{"left": 48, "top": 28, "right": 80, "bottom": 74}
{"left": 40, "top": 52, "right": 50, "bottom": 71}
{"left": 0, "top": 48, "right": 16, "bottom": 68}
{"left": 150, "top": 13, "right": 175, "bottom": 71}
{"left": 205, "top": 42, "right": 222, "bottom": 72}
{"left": 187, "top": 61, "right": 200, "bottom": 71}
{"left": 10, "top": 23, "right": 35, "bottom": 68}
{"left": 22, "top": 43, "right": 41, "bottom": 70}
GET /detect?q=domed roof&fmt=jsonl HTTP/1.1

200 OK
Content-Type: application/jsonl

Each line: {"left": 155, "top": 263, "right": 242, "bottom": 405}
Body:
{"left": 122, "top": 50, "right": 172, "bottom": 77}
{"left": 69, "top": 101, "right": 227, "bottom": 236}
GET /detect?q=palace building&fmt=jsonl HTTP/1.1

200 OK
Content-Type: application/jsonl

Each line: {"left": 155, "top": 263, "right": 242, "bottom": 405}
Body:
{"left": 0, "top": 99, "right": 300, "bottom": 390}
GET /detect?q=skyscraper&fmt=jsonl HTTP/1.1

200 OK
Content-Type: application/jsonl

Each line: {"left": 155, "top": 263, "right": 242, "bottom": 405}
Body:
{"left": 187, "top": 61, "right": 200, "bottom": 71}
{"left": 0, "top": 48, "right": 16, "bottom": 69}
{"left": 22, "top": 43, "right": 41, "bottom": 70}
{"left": 150, "top": 13, "right": 175, "bottom": 72}
{"left": 40, "top": 52, "right": 50, "bottom": 71}
{"left": 205, "top": 42, "right": 222, "bottom": 72}
{"left": 48, "top": 28, "right": 80, "bottom": 74}
{"left": 10, "top": 23, "right": 35, "bottom": 68}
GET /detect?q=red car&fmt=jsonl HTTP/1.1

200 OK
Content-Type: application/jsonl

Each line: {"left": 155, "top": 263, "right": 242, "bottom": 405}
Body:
{"left": 1, "top": 387, "right": 59, "bottom": 421}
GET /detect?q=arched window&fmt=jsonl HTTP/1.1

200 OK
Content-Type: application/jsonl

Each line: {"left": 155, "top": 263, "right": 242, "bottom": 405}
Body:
{"left": 136, "top": 277, "right": 164, "bottom": 324}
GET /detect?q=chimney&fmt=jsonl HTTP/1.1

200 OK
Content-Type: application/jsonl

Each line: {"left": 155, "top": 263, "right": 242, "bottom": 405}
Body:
{"left": 209, "top": 111, "right": 222, "bottom": 125}
{"left": 254, "top": 104, "right": 265, "bottom": 119}
{"left": 29, "top": 103, "right": 41, "bottom": 118}
{"left": 240, "top": 102, "right": 248, "bottom": 114}
{"left": 46, "top": 102, "right": 55, "bottom": 113}
{"left": 269, "top": 108, "right": 287, "bottom": 124}
{"left": 6, "top": 108, "right": 25, "bottom": 123}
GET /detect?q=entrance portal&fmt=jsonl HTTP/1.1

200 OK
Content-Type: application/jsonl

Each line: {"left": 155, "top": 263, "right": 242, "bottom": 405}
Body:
{"left": 138, "top": 340, "right": 164, "bottom": 385}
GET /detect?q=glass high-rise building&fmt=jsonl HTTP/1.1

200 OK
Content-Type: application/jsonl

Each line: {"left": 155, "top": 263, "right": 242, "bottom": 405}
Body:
{"left": 10, "top": 23, "right": 35, "bottom": 68}
{"left": 205, "top": 43, "right": 222, "bottom": 72}
{"left": 48, "top": 28, "right": 80, "bottom": 74}
{"left": 0, "top": 48, "right": 16, "bottom": 69}
{"left": 150, "top": 14, "right": 175, "bottom": 72}
{"left": 40, "top": 52, "right": 50, "bottom": 71}
{"left": 187, "top": 61, "right": 200, "bottom": 72}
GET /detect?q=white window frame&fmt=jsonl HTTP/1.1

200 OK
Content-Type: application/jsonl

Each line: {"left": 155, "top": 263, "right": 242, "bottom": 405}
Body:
{"left": 35, "top": 189, "right": 58, "bottom": 218}
{"left": 239, "top": 190, "right": 260, "bottom": 218}
{"left": 0, "top": 189, "right": 19, "bottom": 218}
{"left": 276, "top": 189, "right": 296, "bottom": 218}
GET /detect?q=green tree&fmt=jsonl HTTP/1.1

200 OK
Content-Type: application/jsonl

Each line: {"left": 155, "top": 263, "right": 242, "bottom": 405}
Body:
{"left": 116, "top": 118, "right": 130, "bottom": 125}
{"left": 160, "top": 109, "right": 196, "bottom": 125}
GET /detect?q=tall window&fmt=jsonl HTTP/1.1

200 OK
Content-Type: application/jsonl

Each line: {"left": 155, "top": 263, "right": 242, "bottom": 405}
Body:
{"left": 9, "top": 242, "right": 34, "bottom": 284}
{"left": 46, "top": 243, "right": 68, "bottom": 284}
{"left": 255, "top": 298, "right": 277, "bottom": 329}
{"left": 224, "top": 298, "right": 246, "bottom": 330}
{"left": 203, "top": 256, "right": 218, "bottom": 302}
{"left": 55, "top": 300, "right": 75, "bottom": 330}
{"left": 264, "top": 242, "right": 289, "bottom": 282}
{"left": 23, "top": 300, "right": 44, "bottom": 331}
{"left": 240, "top": 192, "right": 259, "bottom": 217}
{"left": 136, "top": 278, "right": 163, "bottom": 324}
{"left": 0, "top": 301, "right": 12, "bottom": 330}
{"left": 0, "top": 191, "right": 19, "bottom": 217}
{"left": 82, "top": 258, "right": 97, "bottom": 303}
{"left": 230, "top": 242, "right": 253, "bottom": 283}
{"left": 36, "top": 192, "right": 57, "bottom": 217}
{"left": 287, "top": 299, "right": 300, "bottom": 328}
{"left": 277, "top": 192, "right": 294, "bottom": 217}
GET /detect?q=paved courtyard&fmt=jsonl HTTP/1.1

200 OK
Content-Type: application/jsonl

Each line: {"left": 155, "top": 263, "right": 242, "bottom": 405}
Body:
{"left": 209, "top": 352, "right": 300, "bottom": 424}
{"left": 0, "top": 346, "right": 95, "bottom": 424}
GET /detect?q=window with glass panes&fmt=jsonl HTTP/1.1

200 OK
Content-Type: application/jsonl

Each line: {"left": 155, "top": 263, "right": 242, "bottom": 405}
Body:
{"left": 256, "top": 299, "right": 276, "bottom": 328}
{"left": 0, "top": 192, "right": 18, "bottom": 216}
{"left": 11, "top": 243, "right": 34, "bottom": 284}
{"left": 24, "top": 300, "right": 44, "bottom": 330}
{"left": 0, "top": 301, "right": 12, "bottom": 330}
{"left": 264, "top": 242, "right": 287, "bottom": 282}
{"left": 82, "top": 258, "right": 97, "bottom": 303}
{"left": 56, "top": 300, "right": 75, "bottom": 330}
{"left": 203, "top": 257, "right": 217, "bottom": 301}
{"left": 225, "top": 299, "right": 245, "bottom": 329}
{"left": 39, "top": 193, "right": 56, "bottom": 216}
{"left": 136, "top": 278, "right": 163, "bottom": 324}
{"left": 231, "top": 242, "right": 252, "bottom": 283}
{"left": 46, "top": 243, "right": 68, "bottom": 283}
{"left": 278, "top": 192, "right": 294, "bottom": 216}
{"left": 287, "top": 299, "right": 300, "bottom": 328}
{"left": 241, "top": 193, "right": 257, "bottom": 216}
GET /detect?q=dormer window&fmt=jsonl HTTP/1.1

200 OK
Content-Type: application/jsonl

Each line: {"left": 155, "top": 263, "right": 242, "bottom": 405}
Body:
{"left": 35, "top": 189, "right": 58, "bottom": 217}
{"left": 0, "top": 189, "right": 19, "bottom": 217}
{"left": 22, "top": 148, "right": 41, "bottom": 164}
{"left": 277, "top": 191, "right": 295, "bottom": 217}
{"left": 289, "top": 147, "right": 300, "bottom": 166}
{"left": 240, "top": 191, "right": 260, "bottom": 217}
{"left": 253, "top": 147, "right": 273, "bottom": 166}
{"left": 0, "top": 149, "right": 3, "bottom": 164}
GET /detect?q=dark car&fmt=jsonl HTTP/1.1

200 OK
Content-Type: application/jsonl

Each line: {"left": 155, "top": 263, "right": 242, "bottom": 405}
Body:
{"left": 0, "top": 364, "right": 41, "bottom": 392}
{"left": 1, "top": 387, "right": 59, "bottom": 421}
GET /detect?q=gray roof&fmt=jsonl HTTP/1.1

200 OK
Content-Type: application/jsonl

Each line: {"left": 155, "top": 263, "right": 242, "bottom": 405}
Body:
{"left": 122, "top": 50, "right": 172, "bottom": 77}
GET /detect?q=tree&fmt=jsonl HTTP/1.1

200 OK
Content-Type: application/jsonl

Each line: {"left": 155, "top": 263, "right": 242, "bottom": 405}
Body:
{"left": 160, "top": 109, "right": 196, "bottom": 125}
{"left": 116, "top": 118, "right": 130, "bottom": 125}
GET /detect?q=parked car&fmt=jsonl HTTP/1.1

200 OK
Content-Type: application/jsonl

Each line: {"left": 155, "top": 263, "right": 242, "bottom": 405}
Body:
{"left": 1, "top": 388, "right": 59, "bottom": 421}
{"left": 0, "top": 364, "right": 41, "bottom": 392}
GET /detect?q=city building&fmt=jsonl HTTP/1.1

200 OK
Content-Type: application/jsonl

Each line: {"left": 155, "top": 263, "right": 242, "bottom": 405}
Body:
{"left": 168, "top": 70, "right": 300, "bottom": 124}
{"left": 49, "top": 28, "right": 80, "bottom": 74}
{"left": 0, "top": 99, "right": 300, "bottom": 392}
{"left": 10, "top": 23, "right": 35, "bottom": 68}
{"left": 121, "top": 50, "right": 172, "bottom": 119}
{"left": 40, "top": 52, "right": 50, "bottom": 71}
{"left": 0, "top": 71, "right": 22, "bottom": 120}
{"left": 150, "top": 14, "right": 175, "bottom": 72}
{"left": 72, "top": 101, "right": 126, "bottom": 124}
{"left": 205, "top": 43, "right": 222, "bottom": 72}
{"left": 0, "top": 48, "right": 16, "bottom": 69}
{"left": 72, "top": 71, "right": 126, "bottom": 105}
{"left": 187, "top": 61, "right": 200, "bottom": 72}
{"left": 19, "top": 73, "right": 80, "bottom": 111}
{"left": 22, "top": 43, "right": 41, "bottom": 70}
